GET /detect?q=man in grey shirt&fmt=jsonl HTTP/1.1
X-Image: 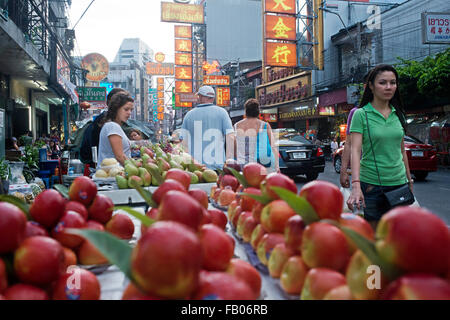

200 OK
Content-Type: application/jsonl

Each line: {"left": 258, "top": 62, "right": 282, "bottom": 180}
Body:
{"left": 180, "top": 86, "right": 234, "bottom": 170}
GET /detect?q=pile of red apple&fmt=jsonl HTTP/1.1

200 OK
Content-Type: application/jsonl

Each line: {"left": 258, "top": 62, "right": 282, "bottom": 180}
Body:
{"left": 209, "top": 161, "right": 242, "bottom": 208}
{"left": 0, "top": 176, "right": 135, "bottom": 300}
{"left": 117, "top": 167, "right": 262, "bottom": 300}
{"left": 226, "top": 162, "right": 450, "bottom": 300}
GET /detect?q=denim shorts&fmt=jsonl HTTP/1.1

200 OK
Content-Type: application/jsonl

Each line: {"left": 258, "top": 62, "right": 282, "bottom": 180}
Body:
{"left": 360, "top": 181, "right": 407, "bottom": 221}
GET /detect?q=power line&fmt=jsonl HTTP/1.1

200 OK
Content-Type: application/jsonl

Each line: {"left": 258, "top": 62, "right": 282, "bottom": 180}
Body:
{"left": 73, "top": 0, "right": 96, "bottom": 30}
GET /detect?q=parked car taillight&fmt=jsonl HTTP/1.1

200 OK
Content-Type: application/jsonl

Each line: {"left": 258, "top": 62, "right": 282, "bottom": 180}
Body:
{"left": 317, "top": 147, "right": 324, "bottom": 157}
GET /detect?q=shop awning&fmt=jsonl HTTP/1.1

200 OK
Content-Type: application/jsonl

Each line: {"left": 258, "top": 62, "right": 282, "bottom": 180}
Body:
{"left": 318, "top": 87, "right": 347, "bottom": 107}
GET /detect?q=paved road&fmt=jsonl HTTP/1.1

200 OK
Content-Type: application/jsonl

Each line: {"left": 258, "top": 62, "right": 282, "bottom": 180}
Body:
{"left": 292, "top": 161, "right": 450, "bottom": 225}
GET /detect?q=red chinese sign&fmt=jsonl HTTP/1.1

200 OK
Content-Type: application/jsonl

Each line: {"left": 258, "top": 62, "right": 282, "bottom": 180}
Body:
{"left": 265, "top": 42, "right": 297, "bottom": 67}
{"left": 175, "top": 25, "right": 192, "bottom": 39}
{"left": 265, "top": 15, "right": 296, "bottom": 41}
{"left": 216, "top": 87, "right": 230, "bottom": 107}
{"left": 175, "top": 53, "right": 192, "bottom": 66}
{"left": 265, "top": 0, "right": 296, "bottom": 15}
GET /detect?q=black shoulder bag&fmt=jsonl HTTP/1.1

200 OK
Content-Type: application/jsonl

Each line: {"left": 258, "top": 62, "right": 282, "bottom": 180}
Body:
{"left": 365, "top": 111, "right": 415, "bottom": 208}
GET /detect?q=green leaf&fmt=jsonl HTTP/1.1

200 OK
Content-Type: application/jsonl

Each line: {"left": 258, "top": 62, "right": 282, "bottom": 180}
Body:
{"left": 133, "top": 184, "right": 157, "bottom": 208}
{"left": 216, "top": 168, "right": 225, "bottom": 177}
{"left": 270, "top": 187, "right": 319, "bottom": 225}
{"left": 0, "top": 195, "right": 31, "bottom": 220}
{"left": 52, "top": 184, "right": 69, "bottom": 199}
{"left": 340, "top": 226, "right": 402, "bottom": 281}
{"left": 115, "top": 206, "right": 155, "bottom": 227}
{"left": 146, "top": 166, "right": 164, "bottom": 185}
{"left": 66, "top": 229, "right": 134, "bottom": 280}
{"left": 227, "top": 167, "right": 249, "bottom": 189}
{"left": 238, "top": 192, "right": 271, "bottom": 205}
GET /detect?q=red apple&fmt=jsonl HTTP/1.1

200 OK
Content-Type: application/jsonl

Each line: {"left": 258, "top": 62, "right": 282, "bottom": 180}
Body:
{"left": 52, "top": 210, "right": 87, "bottom": 248}
{"left": 301, "top": 222, "right": 351, "bottom": 272}
{"left": 165, "top": 168, "right": 191, "bottom": 190}
{"left": 200, "top": 208, "right": 212, "bottom": 226}
{"left": 300, "top": 268, "right": 347, "bottom": 300}
{"left": 85, "top": 220, "right": 105, "bottom": 231}
{"left": 231, "top": 207, "right": 244, "bottom": 229}
{"left": 122, "top": 282, "right": 163, "bottom": 300}
{"left": 208, "top": 209, "right": 228, "bottom": 230}
{"left": 251, "top": 202, "right": 264, "bottom": 223}
{"left": 220, "top": 174, "right": 239, "bottom": 191}
{"left": 299, "top": 180, "right": 343, "bottom": 220}
{"left": 188, "top": 189, "right": 209, "bottom": 209}
{"left": 52, "top": 268, "right": 101, "bottom": 300}
{"left": 261, "top": 173, "right": 297, "bottom": 200}
{"left": 280, "top": 256, "right": 309, "bottom": 295}
{"left": 0, "top": 202, "right": 27, "bottom": 254}
{"left": 375, "top": 206, "right": 450, "bottom": 275}
{"left": 62, "top": 247, "right": 77, "bottom": 271}
{"left": 77, "top": 239, "right": 108, "bottom": 265}
{"left": 381, "top": 273, "right": 450, "bottom": 300}
{"left": 339, "top": 213, "right": 375, "bottom": 254}
{"left": 284, "top": 215, "right": 305, "bottom": 254}
{"left": 223, "top": 159, "right": 241, "bottom": 175}
{"left": 88, "top": 195, "right": 114, "bottom": 224}
{"left": 193, "top": 271, "right": 254, "bottom": 300}
{"left": 158, "top": 190, "right": 204, "bottom": 231}
{"left": 268, "top": 243, "right": 295, "bottom": 278}
{"left": 131, "top": 221, "right": 202, "bottom": 299}
{"left": 14, "top": 236, "right": 65, "bottom": 286}
{"left": 218, "top": 188, "right": 236, "bottom": 207}
{"left": 260, "top": 200, "right": 296, "bottom": 233}
{"left": 68, "top": 176, "right": 97, "bottom": 206}
{"left": 24, "top": 221, "right": 49, "bottom": 238}
{"left": 153, "top": 179, "right": 187, "bottom": 205}
{"left": 226, "top": 258, "right": 262, "bottom": 300}
{"left": 240, "top": 187, "right": 261, "bottom": 211}
{"left": 236, "top": 211, "right": 253, "bottom": 238}
{"left": 141, "top": 208, "right": 159, "bottom": 235}
{"left": 0, "top": 258, "right": 7, "bottom": 293}
{"left": 64, "top": 201, "right": 89, "bottom": 221}
{"left": 346, "top": 250, "right": 388, "bottom": 300}
{"left": 105, "top": 213, "right": 135, "bottom": 240}
{"left": 243, "top": 163, "right": 267, "bottom": 188}
{"left": 323, "top": 285, "right": 353, "bottom": 300}
{"left": 256, "top": 233, "right": 285, "bottom": 266}
{"left": 250, "top": 224, "right": 267, "bottom": 250}
{"left": 4, "top": 284, "right": 49, "bottom": 300}
{"left": 29, "top": 189, "right": 65, "bottom": 229}
{"left": 242, "top": 215, "right": 258, "bottom": 243}
{"left": 199, "top": 224, "right": 234, "bottom": 271}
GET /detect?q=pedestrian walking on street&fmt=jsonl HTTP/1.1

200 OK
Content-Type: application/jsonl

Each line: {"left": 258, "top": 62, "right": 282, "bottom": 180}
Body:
{"left": 180, "top": 85, "right": 234, "bottom": 170}
{"left": 233, "top": 98, "right": 279, "bottom": 173}
{"left": 97, "top": 92, "right": 134, "bottom": 166}
{"left": 331, "top": 137, "right": 339, "bottom": 154}
{"left": 347, "top": 64, "right": 414, "bottom": 229}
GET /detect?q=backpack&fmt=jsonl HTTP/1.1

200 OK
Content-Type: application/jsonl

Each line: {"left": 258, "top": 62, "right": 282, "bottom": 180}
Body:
{"left": 79, "top": 112, "right": 107, "bottom": 165}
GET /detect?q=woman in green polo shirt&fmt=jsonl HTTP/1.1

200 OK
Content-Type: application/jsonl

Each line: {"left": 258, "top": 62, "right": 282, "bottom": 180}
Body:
{"left": 347, "top": 64, "right": 413, "bottom": 227}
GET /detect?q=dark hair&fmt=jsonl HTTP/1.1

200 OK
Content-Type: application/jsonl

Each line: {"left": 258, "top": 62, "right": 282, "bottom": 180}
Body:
{"left": 244, "top": 98, "right": 260, "bottom": 118}
{"left": 106, "top": 88, "right": 127, "bottom": 106}
{"left": 128, "top": 128, "right": 142, "bottom": 138}
{"left": 102, "top": 92, "right": 134, "bottom": 125}
{"left": 359, "top": 64, "right": 407, "bottom": 131}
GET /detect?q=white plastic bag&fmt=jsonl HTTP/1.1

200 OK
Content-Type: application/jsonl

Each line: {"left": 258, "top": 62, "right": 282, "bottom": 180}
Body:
{"left": 340, "top": 187, "right": 352, "bottom": 213}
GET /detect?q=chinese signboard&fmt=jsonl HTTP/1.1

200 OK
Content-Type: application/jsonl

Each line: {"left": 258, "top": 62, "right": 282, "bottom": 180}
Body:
{"left": 149, "top": 88, "right": 158, "bottom": 122}
{"left": 216, "top": 87, "right": 230, "bottom": 107}
{"left": 175, "top": 53, "right": 192, "bottom": 66}
{"left": 421, "top": 12, "right": 450, "bottom": 44}
{"left": 319, "top": 106, "right": 335, "bottom": 116}
{"left": 175, "top": 25, "right": 192, "bottom": 38}
{"left": 175, "top": 94, "right": 193, "bottom": 108}
{"left": 265, "top": 0, "right": 296, "bottom": 15}
{"left": 146, "top": 62, "right": 174, "bottom": 76}
{"left": 265, "top": 15, "right": 296, "bottom": 41}
{"left": 203, "top": 75, "right": 230, "bottom": 86}
{"left": 81, "top": 53, "right": 109, "bottom": 82}
{"left": 175, "top": 39, "right": 192, "bottom": 52}
{"left": 175, "top": 66, "right": 193, "bottom": 80}
{"left": 76, "top": 87, "right": 107, "bottom": 102}
{"left": 156, "top": 78, "right": 164, "bottom": 120}
{"left": 175, "top": 81, "right": 193, "bottom": 93}
{"left": 57, "top": 48, "right": 78, "bottom": 103}
{"left": 161, "top": 2, "right": 204, "bottom": 24}
{"left": 278, "top": 102, "right": 317, "bottom": 121}
{"left": 265, "top": 42, "right": 297, "bottom": 67}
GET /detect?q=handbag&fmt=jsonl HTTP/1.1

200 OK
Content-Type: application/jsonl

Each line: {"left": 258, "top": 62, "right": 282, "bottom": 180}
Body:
{"left": 364, "top": 111, "right": 414, "bottom": 208}
{"left": 256, "top": 122, "right": 273, "bottom": 168}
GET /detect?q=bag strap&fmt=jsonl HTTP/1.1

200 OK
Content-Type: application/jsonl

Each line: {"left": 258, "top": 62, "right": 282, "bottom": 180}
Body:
{"left": 364, "top": 110, "right": 384, "bottom": 188}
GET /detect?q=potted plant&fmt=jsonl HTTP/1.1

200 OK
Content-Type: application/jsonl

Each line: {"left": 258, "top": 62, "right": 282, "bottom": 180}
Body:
{"left": 0, "top": 157, "right": 10, "bottom": 194}
{"left": 20, "top": 145, "right": 39, "bottom": 183}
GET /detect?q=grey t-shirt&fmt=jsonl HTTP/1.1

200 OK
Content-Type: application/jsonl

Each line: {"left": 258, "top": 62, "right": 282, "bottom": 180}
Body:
{"left": 98, "top": 121, "right": 131, "bottom": 165}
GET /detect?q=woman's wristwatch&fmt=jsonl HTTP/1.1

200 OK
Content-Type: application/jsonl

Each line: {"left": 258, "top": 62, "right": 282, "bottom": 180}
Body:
{"left": 409, "top": 178, "right": 414, "bottom": 184}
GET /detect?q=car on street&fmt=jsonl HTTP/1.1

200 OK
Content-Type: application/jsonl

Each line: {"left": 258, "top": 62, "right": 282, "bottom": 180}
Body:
{"left": 276, "top": 133, "right": 325, "bottom": 181}
{"left": 332, "top": 135, "right": 437, "bottom": 181}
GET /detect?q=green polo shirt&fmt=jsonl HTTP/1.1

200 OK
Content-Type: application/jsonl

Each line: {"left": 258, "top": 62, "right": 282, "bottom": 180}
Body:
{"left": 350, "top": 103, "right": 407, "bottom": 186}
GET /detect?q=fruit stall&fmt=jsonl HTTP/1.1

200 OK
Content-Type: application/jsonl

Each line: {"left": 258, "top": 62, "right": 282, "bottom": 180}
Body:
{"left": 0, "top": 152, "right": 449, "bottom": 301}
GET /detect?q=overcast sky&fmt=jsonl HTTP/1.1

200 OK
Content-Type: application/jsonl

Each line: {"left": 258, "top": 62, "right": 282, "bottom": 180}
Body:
{"left": 69, "top": 0, "right": 175, "bottom": 62}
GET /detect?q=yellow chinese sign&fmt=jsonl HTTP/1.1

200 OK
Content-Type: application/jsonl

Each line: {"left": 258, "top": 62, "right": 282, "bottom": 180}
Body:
{"left": 175, "top": 94, "right": 193, "bottom": 108}
{"left": 175, "top": 39, "right": 192, "bottom": 52}
{"left": 266, "top": 42, "right": 297, "bottom": 67}
{"left": 265, "top": 15, "right": 296, "bottom": 40}
{"left": 161, "top": 2, "right": 204, "bottom": 24}
{"left": 175, "top": 66, "right": 193, "bottom": 80}
{"left": 203, "top": 75, "right": 230, "bottom": 86}
{"left": 265, "top": 0, "right": 296, "bottom": 15}
{"left": 175, "top": 25, "right": 192, "bottom": 39}
{"left": 156, "top": 77, "right": 165, "bottom": 120}
{"left": 216, "top": 87, "right": 230, "bottom": 107}
{"left": 175, "top": 81, "right": 193, "bottom": 93}
{"left": 175, "top": 53, "right": 192, "bottom": 66}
